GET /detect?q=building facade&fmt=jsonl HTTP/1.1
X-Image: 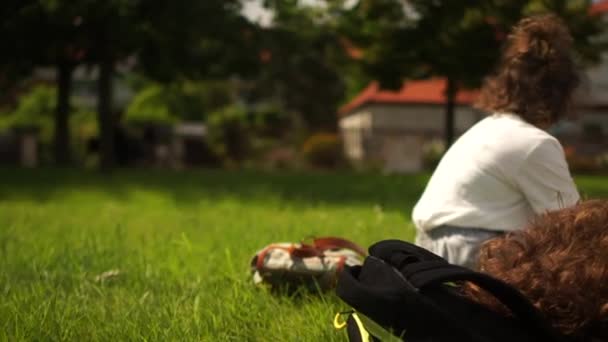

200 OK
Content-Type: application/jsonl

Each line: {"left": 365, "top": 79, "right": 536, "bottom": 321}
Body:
{"left": 339, "top": 79, "right": 481, "bottom": 173}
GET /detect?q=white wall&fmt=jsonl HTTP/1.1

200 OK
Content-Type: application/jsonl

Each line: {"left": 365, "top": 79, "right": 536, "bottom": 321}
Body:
{"left": 364, "top": 103, "right": 482, "bottom": 135}
{"left": 339, "top": 111, "right": 372, "bottom": 160}
{"left": 338, "top": 103, "right": 484, "bottom": 172}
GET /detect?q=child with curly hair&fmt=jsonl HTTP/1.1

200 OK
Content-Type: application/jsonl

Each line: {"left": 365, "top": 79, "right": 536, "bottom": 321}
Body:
{"left": 464, "top": 200, "right": 608, "bottom": 341}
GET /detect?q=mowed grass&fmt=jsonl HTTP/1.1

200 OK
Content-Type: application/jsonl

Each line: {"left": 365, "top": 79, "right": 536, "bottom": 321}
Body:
{"left": 0, "top": 169, "right": 606, "bottom": 341}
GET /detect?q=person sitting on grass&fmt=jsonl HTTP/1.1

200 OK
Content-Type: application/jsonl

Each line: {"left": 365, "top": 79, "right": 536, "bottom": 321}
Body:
{"left": 412, "top": 14, "right": 581, "bottom": 268}
{"left": 464, "top": 200, "right": 608, "bottom": 341}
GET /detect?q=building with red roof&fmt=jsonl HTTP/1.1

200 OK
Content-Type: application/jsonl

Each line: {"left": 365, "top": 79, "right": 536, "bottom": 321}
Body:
{"left": 339, "top": 79, "right": 478, "bottom": 116}
{"left": 340, "top": 4, "right": 608, "bottom": 173}
{"left": 339, "top": 78, "right": 483, "bottom": 172}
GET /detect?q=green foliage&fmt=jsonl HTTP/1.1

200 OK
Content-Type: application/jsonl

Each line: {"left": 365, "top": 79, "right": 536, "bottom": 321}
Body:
{"left": 124, "top": 84, "right": 176, "bottom": 125}
{"left": 341, "top": 0, "right": 606, "bottom": 89}
{"left": 204, "top": 102, "right": 296, "bottom": 168}
{"left": 255, "top": 1, "right": 347, "bottom": 130}
{"left": 250, "top": 104, "right": 291, "bottom": 137}
{"left": 421, "top": 140, "right": 446, "bottom": 171}
{"left": 135, "top": 0, "right": 260, "bottom": 81}
{"left": 302, "top": 133, "right": 343, "bottom": 168}
{"left": 125, "top": 81, "right": 233, "bottom": 125}
{"left": 0, "top": 85, "right": 55, "bottom": 141}
{"left": 70, "top": 107, "right": 98, "bottom": 159}
{"left": 207, "top": 105, "right": 251, "bottom": 164}
{"left": 8, "top": 85, "right": 55, "bottom": 125}
{"left": 0, "top": 169, "right": 605, "bottom": 340}
{"left": 0, "top": 84, "right": 98, "bottom": 164}
{"left": 335, "top": 0, "right": 607, "bottom": 146}
{"left": 2, "top": 0, "right": 261, "bottom": 169}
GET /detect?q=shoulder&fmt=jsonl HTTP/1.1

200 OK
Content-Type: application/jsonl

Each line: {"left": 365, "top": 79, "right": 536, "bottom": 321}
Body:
{"left": 491, "top": 113, "right": 560, "bottom": 150}
{"left": 526, "top": 134, "right": 564, "bottom": 162}
{"left": 515, "top": 128, "right": 567, "bottom": 173}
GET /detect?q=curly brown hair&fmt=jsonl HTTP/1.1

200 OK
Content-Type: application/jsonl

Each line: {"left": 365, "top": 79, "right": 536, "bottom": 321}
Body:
{"left": 463, "top": 200, "right": 608, "bottom": 341}
{"left": 475, "top": 14, "right": 580, "bottom": 126}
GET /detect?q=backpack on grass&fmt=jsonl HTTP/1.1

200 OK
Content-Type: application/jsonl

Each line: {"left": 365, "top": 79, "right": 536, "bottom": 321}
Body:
{"left": 251, "top": 237, "right": 367, "bottom": 292}
{"left": 334, "top": 240, "right": 568, "bottom": 342}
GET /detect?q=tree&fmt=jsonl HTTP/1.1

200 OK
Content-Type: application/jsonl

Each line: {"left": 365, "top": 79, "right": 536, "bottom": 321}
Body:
{"left": 124, "top": 81, "right": 233, "bottom": 124}
{"left": 76, "top": 0, "right": 258, "bottom": 170}
{"left": 2, "top": 0, "right": 260, "bottom": 170}
{"left": 1, "top": 0, "right": 87, "bottom": 165}
{"left": 254, "top": 1, "right": 348, "bottom": 132}
{"left": 337, "top": 0, "right": 606, "bottom": 147}
{"left": 0, "top": 1, "right": 34, "bottom": 108}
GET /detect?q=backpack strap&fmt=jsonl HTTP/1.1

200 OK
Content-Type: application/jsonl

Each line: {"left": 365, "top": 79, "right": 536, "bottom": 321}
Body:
{"left": 368, "top": 240, "right": 567, "bottom": 341}
{"left": 401, "top": 261, "right": 567, "bottom": 342}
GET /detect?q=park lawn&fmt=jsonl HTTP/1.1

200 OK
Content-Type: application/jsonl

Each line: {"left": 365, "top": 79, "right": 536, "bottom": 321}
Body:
{"left": 0, "top": 169, "right": 606, "bottom": 341}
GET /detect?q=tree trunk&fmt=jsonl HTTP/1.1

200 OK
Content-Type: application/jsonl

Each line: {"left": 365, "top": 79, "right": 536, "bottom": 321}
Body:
{"left": 97, "top": 55, "right": 115, "bottom": 171}
{"left": 54, "top": 61, "right": 73, "bottom": 165}
{"left": 444, "top": 77, "right": 457, "bottom": 148}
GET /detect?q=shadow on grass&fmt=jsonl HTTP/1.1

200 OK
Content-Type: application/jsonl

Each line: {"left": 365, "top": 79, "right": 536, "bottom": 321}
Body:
{"left": 0, "top": 167, "right": 431, "bottom": 213}
{"left": 3, "top": 168, "right": 604, "bottom": 212}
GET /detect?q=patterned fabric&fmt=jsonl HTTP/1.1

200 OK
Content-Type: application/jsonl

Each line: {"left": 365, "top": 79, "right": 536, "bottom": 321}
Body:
{"left": 251, "top": 238, "right": 365, "bottom": 291}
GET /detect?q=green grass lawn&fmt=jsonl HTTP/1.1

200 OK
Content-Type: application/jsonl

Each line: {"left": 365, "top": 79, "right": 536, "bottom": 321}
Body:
{"left": 1, "top": 169, "right": 607, "bottom": 341}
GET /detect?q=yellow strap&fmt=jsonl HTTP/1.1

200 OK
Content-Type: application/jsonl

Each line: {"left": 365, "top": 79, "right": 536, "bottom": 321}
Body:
{"left": 334, "top": 311, "right": 403, "bottom": 342}
{"left": 356, "top": 313, "right": 404, "bottom": 342}
{"left": 351, "top": 313, "right": 371, "bottom": 342}
{"left": 333, "top": 312, "right": 347, "bottom": 330}
{"left": 334, "top": 312, "right": 370, "bottom": 342}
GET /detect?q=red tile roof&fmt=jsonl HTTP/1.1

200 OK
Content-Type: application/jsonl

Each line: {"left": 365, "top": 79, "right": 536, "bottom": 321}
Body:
{"left": 339, "top": 79, "right": 479, "bottom": 115}
{"left": 591, "top": 0, "right": 608, "bottom": 14}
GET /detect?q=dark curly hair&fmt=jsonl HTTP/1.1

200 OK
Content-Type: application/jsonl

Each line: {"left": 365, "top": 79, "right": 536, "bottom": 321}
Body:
{"left": 475, "top": 14, "right": 580, "bottom": 126}
{"left": 463, "top": 200, "right": 608, "bottom": 341}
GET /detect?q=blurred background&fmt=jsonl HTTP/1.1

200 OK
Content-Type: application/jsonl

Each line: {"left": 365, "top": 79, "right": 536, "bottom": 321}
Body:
{"left": 2, "top": 2, "right": 608, "bottom": 340}
{"left": 1, "top": 0, "right": 607, "bottom": 174}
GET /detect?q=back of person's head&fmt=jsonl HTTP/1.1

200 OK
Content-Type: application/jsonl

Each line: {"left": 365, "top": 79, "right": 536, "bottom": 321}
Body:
{"left": 464, "top": 200, "right": 608, "bottom": 341}
{"left": 475, "top": 14, "right": 580, "bottom": 127}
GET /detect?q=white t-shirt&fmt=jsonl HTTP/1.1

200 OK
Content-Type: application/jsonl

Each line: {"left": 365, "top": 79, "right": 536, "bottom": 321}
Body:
{"left": 412, "top": 113, "right": 580, "bottom": 232}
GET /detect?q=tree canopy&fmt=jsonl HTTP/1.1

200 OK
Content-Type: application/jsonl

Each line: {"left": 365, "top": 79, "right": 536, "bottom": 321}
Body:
{"left": 335, "top": 0, "right": 606, "bottom": 146}
{"left": 1, "top": 0, "right": 262, "bottom": 168}
{"left": 1, "top": 0, "right": 606, "bottom": 167}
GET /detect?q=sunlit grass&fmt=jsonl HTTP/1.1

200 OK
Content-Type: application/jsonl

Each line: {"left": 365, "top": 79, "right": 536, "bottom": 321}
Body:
{"left": 0, "top": 169, "right": 605, "bottom": 340}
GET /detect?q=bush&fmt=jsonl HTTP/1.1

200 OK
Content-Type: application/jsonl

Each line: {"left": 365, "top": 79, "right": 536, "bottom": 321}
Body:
{"left": 124, "top": 84, "right": 177, "bottom": 125}
{"left": 422, "top": 139, "right": 445, "bottom": 170}
{"left": 0, "top": 85, "right": 101, "bottom": 165}
{"left": 250, "top": 104, "right": 291, "bottom": 138}
{"left": 302, "top": 133, "right": 343, "bottom": 168}
{"left": 0, "top": 85, "right": 55, "bottom": 139}
{"left": 124, "top": 81, "right": 233, "bottom": 124}
{"left": 207, "top": 105, "right": 250, "bottom": 165}
{"left": 564, "top": 146, "right": 605, "bottom": 174}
